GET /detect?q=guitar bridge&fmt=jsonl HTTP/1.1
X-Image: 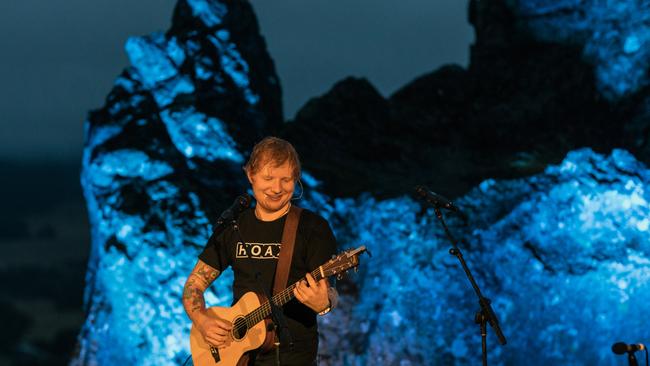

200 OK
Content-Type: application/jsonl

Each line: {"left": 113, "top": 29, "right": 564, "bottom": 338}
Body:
{"left": 210, "top": 346, "right": 221, "bottom": 363}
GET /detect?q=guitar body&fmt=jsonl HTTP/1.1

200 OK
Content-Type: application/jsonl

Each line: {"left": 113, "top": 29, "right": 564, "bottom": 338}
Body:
{"left": 190, "top": 292, "right": 273, "bottom": 366}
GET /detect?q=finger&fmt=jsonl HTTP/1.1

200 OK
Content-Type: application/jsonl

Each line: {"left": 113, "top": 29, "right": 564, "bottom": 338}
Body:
{"left": 305, "top": 273, "right": 318, "bottom": 288}
{"left": 206, "top": 335, "right": 221, "bottom": 346}
{"left": 216, "top": 319, "right": 233, "bottom": 330}
{"left": 212, "top": 327, "right": 228, "bottom": 336}
{"left": 203, "top": 320, "right": 230, "bottom": 334}
{"left": 215, "top": 334, "right": 229, "bottom": 343}
{"left": 299, "top": 279, "right": 308, "bottom": 290}
{"left": 214, "top": 322, "right": 233, "bottom": 332}
{"left": 315, "top": 280, "right": 329, "bottom": 296}
{"left": 217, "top": 338, "right": 232, "bottom": 349}
{"left": 296, "top": 280, "right": 308, "bottom": 294}
{"left": 298, "top": 281, "right": 315, "bottom": 298}
{"left": 294, "top": 286, "right": 305, "bottom": 302}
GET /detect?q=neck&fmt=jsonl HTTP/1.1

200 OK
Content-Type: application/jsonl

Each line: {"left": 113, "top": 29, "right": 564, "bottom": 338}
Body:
{"left": 244, "top": 265, "right": 323, "bottom": 327}
{"left": 255, "top": 202, "right": 291, "bottom": 221}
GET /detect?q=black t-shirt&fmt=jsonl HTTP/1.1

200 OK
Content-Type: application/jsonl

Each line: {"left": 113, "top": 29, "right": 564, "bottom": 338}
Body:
{"left": 199, "top": 207, "right": 337, "bottom": 348}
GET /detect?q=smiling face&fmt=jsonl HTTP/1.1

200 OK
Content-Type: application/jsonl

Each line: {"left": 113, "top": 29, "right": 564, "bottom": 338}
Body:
{"left": 247, "top": 160, "right": 296, "bottom": 221}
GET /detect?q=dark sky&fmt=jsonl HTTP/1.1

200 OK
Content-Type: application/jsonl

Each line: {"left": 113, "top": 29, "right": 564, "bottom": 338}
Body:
{"left": 0, "top": 0, "right": 472, "bottom": 162}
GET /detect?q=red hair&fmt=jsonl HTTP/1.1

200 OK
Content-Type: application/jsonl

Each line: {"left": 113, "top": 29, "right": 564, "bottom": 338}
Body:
{"left": 243, "top": 137, "right": 301, "bottom": 180}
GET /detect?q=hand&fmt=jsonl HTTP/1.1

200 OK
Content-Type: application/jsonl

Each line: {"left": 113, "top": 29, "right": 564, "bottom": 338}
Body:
{"left": 196, "top": 312, "right": 233, "bottom": 349}
{"left": 293, "top": 273, "right": 330, "bottom": 313}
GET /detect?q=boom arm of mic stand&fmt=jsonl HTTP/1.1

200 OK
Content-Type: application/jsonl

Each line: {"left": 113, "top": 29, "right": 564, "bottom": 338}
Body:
{"left": 434, "top": 207, "right": 507, "bottom": 346}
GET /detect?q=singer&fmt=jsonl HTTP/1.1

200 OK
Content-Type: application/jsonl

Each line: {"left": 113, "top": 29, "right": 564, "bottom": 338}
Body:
{"left": 181, "top": 136, "right": 338, "bottom": 365}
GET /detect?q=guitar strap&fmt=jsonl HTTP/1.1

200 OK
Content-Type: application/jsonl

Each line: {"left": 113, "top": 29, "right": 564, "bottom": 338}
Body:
{"left": 273, "top": 205, "right": 303, "bottom": 295}
{"left": 239, "top": 206, "right": 303, "bottom": 365}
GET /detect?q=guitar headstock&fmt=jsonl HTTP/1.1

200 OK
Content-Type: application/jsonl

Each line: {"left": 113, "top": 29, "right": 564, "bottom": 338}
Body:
{"left": 321, "top": 246, "right": 368, "bottom": 279}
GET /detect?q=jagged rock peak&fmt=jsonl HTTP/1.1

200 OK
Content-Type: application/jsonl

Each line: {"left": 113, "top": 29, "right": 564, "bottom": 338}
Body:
{"left": 73, "top": 1, "right": 283, "bottom": 365}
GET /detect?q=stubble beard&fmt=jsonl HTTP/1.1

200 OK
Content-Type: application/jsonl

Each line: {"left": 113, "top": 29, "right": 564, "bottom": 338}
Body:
{"left": 259, "top": 192, "right": 290, "bottom": 214}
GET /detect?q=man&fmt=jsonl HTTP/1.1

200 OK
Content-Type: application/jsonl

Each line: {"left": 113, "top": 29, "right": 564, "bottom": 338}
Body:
{"left": 183, "top": 136, "right": 338, "bottom": 365}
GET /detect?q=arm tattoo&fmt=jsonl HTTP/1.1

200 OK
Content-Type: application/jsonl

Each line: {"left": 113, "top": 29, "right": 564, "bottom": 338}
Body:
{"left": 196, "top": 263, "right": 219, "bottom": 285}
{"left": 183, "top": 277, "right": 205, "bottom": 313}
{"left": 183, "top": 263, "right": 220, "bottom": 315}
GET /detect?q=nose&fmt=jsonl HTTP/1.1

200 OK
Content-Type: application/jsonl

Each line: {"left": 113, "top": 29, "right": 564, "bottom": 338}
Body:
{"left": 271, "top": 179, "right": 282, "bottom": 193}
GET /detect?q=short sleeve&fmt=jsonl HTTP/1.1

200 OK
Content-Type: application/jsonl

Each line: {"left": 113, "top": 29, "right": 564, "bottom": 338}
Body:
{"left": 198, "top": 229, "right": 231, "bottom": 272}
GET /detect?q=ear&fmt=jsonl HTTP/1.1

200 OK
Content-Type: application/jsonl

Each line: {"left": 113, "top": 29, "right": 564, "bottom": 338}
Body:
{"left": 246, "top": 169, "right": 254, "bottom": 184}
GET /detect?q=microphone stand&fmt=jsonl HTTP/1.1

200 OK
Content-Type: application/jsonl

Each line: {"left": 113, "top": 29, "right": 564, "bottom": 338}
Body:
{"left": 231, "top": 222, "right": 292, "bottom": 366}
{"left": 627, "top": 352, "right": 639, "bottom": 366}
{"left": 211, "top": 218, "right": 231, "bottom": 238}
{"left": 431, "top": 206, "right": 507, "bottom": 366}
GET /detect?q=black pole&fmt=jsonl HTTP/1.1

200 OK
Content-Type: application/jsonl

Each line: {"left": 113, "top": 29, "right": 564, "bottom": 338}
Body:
{"left": 431, "top": 206, "right": 507, "bottom": 364}
{"left": 476, "top": 311, "right": 488, "bottom": 366}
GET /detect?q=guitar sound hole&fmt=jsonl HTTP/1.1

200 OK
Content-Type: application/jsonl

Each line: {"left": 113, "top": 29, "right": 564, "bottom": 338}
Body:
{"left": 232, "top": 317, "right": 247, "bottom": 340}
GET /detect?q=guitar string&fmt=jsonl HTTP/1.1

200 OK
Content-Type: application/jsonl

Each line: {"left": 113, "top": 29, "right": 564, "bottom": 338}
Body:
{"left": 233, "top": 266, "right": 334, "bottom": 334}
{"left": 235, "top": 261, "right": 352, "bottom": 333}
{"left": 237, "top": 273, "right": 315, "bottom": 333}
{"left": 233, "top": 261, "right": 354, "bottom": 334}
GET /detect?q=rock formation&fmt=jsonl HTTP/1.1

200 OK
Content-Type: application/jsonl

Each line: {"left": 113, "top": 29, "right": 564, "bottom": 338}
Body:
{"left": 74, "top": 0, "right": 280, "bottom": 364}
{"left": 283, "top": 0, "right": 650, "bottom": 199}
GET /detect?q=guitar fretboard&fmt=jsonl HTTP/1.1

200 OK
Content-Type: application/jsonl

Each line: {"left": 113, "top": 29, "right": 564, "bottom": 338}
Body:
{"left": 243, "top": 266, "right": 325, "bottom": 329}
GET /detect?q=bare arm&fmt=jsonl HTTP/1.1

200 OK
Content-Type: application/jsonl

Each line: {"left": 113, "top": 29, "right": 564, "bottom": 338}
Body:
{"left": 182, "top": 259, "right": 219, "bottom": 318}
{"left": 182, "top": 259, "right": 232, "bottom": 347}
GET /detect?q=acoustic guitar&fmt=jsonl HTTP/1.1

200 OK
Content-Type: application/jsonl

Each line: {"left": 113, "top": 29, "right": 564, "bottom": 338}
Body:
{"left": 190, "top": 246, "right": 368, "bottom": 366}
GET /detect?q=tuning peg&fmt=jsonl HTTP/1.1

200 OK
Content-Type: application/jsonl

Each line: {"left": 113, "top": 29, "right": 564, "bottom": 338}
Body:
{"left": 354, "top": 267, "right": 358, "bottom": 273}
{"left": 336, "top": 273, "right": 343, "bottom": 280}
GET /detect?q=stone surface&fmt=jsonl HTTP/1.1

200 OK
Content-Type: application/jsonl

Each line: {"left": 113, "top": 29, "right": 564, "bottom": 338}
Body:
{"left": 319, "top": 148, "right": 650, "bottom": 365}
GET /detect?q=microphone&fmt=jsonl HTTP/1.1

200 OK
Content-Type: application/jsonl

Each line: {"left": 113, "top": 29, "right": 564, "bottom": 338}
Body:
{"left": 612, "top": 342, "right": 646, "bottom": 354}
{"left": 215, "top": 194, "right": 252, "bottom": 227}
{"left": 414, "top": 185, "right": 466, "bottom": 218}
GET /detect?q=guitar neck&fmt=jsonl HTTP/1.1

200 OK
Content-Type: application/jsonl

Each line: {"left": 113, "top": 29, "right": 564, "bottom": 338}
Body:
{"left": 245, "top": 266, "right": 325, "bottom": 326}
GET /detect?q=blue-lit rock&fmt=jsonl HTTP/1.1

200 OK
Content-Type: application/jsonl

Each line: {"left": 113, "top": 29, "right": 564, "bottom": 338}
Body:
{"left": 477, "top": 0, "right": 650, "bottom": 159}
{"left": 159, "top": 107, "right": 243, "bottom": 162}
{"left": 318, "top": 148, "right": 650, "bottom": 365}
{"left": 506, "top": 0, "right": 650, "bottom": 99}
{"left": 73, "top": 0, "right": 281, "bottom": 365}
